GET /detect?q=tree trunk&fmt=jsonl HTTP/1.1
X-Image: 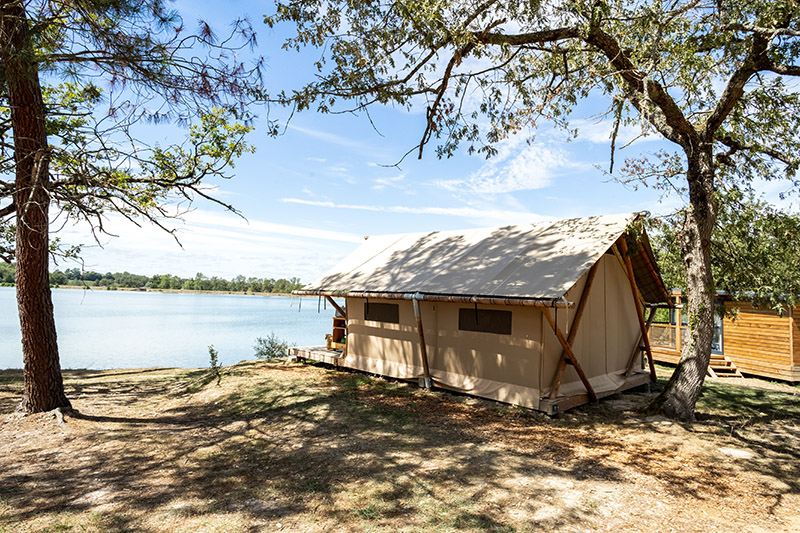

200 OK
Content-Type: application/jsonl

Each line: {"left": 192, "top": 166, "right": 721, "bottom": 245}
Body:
{"left": 647, "top": 146, "right": 716, "bottom": 421}
{"left": 1, "top": 2, "right": 71, "bottom": 413}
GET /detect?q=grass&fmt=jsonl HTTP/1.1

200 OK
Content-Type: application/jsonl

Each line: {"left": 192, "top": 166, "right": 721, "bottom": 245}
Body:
{"left": 698, "top": 380, "right": 800, "bottom": 420}
{"left": 0, "top": 361, "right": 798, "bottom": 532}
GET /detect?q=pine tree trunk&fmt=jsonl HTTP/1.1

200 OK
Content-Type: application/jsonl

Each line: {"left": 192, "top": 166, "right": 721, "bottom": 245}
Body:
{"left": 1, "top": 2, "right": 71, "bottom": 413}
{"left": 647, "top": 147, "right": 716, "bottom": 421}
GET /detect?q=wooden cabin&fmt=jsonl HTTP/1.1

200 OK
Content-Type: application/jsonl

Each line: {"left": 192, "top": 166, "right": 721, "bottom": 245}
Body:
{"left": 650, "top": 291, "right": 800, "bottom": 382}
{"left": 290, "top": 213, "right": 671, "bottom": 414}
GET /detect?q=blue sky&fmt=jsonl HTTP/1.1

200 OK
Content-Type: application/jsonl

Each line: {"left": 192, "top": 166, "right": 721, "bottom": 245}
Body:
{"left": 55, "top": 1, "right": 687, "bottom": 283}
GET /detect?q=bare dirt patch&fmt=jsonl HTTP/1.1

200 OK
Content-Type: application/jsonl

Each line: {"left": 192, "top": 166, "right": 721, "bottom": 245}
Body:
{"left": 1, "top": 362, "right": 798, "bottom": 532}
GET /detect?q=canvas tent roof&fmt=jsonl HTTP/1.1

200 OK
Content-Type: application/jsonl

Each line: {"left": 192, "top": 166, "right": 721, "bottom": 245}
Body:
{"left": 298, "top": 213, "right": 670, "bottom": 305}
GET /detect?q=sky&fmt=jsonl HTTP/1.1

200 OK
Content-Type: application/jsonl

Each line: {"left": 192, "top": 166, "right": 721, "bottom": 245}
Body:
{"left": 42, "top": 1, "right": 773, "bottom": 284}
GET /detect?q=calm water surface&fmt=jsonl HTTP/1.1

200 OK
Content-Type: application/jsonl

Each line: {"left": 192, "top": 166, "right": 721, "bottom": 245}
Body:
{"left": 0, "top": 287, "right": 335, "bottom": 369}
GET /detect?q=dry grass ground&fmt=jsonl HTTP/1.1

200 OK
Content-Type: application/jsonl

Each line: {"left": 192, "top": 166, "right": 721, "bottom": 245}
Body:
{"left": 0, "top": 361, "right": 798, "bottom": 532}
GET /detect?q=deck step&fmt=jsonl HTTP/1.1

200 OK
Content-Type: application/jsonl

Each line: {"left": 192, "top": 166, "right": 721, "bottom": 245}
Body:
{"left": 707, "top": 354, "right": 743, "bottom": 378}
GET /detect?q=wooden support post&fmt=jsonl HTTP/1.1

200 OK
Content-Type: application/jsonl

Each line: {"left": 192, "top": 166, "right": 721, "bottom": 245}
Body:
{"left": 543, "top": 308, "right": 597, "bottom": 402}
{"left": 412, "top": 296, "right": 433, "bottom": 388}
{"left": 324, "top": 296, "right": 347, "bottom": 319}
{"left": 617, "top": 238, "right": 657, "bottom": 383}
{"left": 624, "top": 306, "right": 656, "bottom": 377}
{"left": 548, "top": 262, "right": 599, "bottom": 399}
{"left": 674, "top": 294, "right": 682, "bottom": 357}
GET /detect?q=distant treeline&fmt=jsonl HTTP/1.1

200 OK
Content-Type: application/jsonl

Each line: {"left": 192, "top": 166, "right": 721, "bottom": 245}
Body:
{"left": 0, "top": 263, "right": 303, "bottom": 293}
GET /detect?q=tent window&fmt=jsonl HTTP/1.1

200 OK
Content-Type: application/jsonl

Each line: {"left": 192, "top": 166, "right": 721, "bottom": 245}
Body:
{"left": 458, "top": 308, "right": 512, "bottom": 335}
{"left": 364, "top": 302, "right": 400, "bottom": 323}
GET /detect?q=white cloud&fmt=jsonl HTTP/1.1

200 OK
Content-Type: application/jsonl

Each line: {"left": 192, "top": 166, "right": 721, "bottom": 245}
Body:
{"left": 302, "top": 157, "right": 358, "bottom": 184}
{"left": 280, "top": 197, "right": 549, "bottom": 225}
{"left": 51, "top": 209, "right": 363, "bottom": 281}
{"left": 185, "top": 210, "right": 363, "bottom": 244}
{"left": 194, "top": 183, "right": 237, "bottom": 198}
{"left": 571, "top": 118, "right": 660, "bottom": 147}
{"left": 372, "top": 175, "right": 407, "bottom": 190}
{"left": 288, "top": 124, "right": 367, "bottom": 150}
{"left": 435, "top": 137, "right": 582, "bottom": 194}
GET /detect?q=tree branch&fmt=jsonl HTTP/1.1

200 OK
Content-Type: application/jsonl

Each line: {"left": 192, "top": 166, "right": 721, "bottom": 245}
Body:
{"left": 0, "top": 201, "right": 15, "bottom": 217}
{"left": 703, "top": 34, "right": 769, "bottom": 138}
{"left": 767, "top": 62, "right": 800, "bottom": 76}
{"left": 478, "top": 21, "right": 698, "bottom": 149}
{"left": 721, "top": 23, "right": 800, "bottom": 38}
{"left": 479, "top": 27, "right": 581, "bottom": 46}
{"left": 582, "top": 25, "right": 697, "bottom": 149}
{"left": 716, "top": 132, "right": 798, "bottom": 167}
{"left": 418, "top": 43, "right": 474, "bottom": 158}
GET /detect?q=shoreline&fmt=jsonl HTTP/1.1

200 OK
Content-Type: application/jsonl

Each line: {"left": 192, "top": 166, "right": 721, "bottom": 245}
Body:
{"left": 50, "top": 285, "right": 297, "bottom": 297}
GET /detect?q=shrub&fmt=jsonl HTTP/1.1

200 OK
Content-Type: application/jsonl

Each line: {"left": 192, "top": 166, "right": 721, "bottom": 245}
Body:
{"left": 208, "top": 344, "right": 221, "bottom": 385}
{"left": 254, "top": 332, "right": 293, "bottom": 360}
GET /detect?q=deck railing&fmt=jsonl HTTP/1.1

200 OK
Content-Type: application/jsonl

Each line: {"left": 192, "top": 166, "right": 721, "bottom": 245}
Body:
{"left": 650, "top": 324, "right": 676, "bottom": 349}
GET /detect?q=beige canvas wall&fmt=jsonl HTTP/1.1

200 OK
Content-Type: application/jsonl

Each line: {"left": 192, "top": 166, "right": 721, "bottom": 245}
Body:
{"left": 431, "top": 302, "right": 544, "bottom": 408}
{"left": 602, "top": 253, "right": 642, "bottom": 377}
{"left": 342, "top": 253, "right": 644, "bottom": 409}
{"left": 346, "top": 297, "right": 545, "bottom": 407}
{"left": 540, "top": 253, "right": 641, "bottom": 397}
{"left": 347, "top": 298, "right": 425, "bottom": 378}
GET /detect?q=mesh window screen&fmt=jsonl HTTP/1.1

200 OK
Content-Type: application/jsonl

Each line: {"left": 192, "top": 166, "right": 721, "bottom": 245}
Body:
{"left": 458, "top": 308, "right": 512, "bottom": 335}
{"left": 364, "top": 302, "right": 400, "bottom": 323}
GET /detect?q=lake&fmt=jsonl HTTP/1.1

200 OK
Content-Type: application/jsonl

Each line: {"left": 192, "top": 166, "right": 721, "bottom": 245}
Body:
{"left": 0, "top": 287, "right": 335, "bottom": 369}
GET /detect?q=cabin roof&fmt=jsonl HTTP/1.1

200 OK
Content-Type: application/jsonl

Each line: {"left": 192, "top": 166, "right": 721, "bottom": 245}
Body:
{"left": 300, "top": 212, "right": 670, "bottom": 304}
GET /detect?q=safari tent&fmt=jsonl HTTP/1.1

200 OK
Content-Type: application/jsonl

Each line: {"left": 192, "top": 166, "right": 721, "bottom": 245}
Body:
{"left": 290, "top": 213, "right": 671, "bottom": 414}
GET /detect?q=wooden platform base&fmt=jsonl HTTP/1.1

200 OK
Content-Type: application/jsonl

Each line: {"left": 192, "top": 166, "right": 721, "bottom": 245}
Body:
{"left": 289, "top": 346, "right": 346, "bottom": 366}
{"left": 538, "top": 372, "right": 652, "bottom": 416}
{"left": 290, "top": 346, "right": 653, "bottom": 415}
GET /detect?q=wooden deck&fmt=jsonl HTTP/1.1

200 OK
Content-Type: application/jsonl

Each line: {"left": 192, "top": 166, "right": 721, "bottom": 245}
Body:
{"left": 538, "top": 371, "right": 652, "bottom": 416}
{"left": 288, "top": 346, "right": 347, "bottom": 367}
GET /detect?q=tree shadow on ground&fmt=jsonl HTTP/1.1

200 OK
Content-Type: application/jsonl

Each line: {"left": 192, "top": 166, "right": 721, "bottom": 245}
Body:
{"left": 0, "top": 369, "right": 23, "bottom": 413}
{"left": 573, "top": 377, "right": 800, "bottom": 504}
{"left": 692, "top": 381, "right": 800, "bottom": 495}
{"left": 0, "top": 362, "right": 796, "bottom": 531}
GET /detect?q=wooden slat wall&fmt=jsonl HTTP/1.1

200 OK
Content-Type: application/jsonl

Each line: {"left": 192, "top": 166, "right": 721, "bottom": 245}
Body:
{"left": 651, "top": 303, "right": 800, "bottom": 382}
{"left": 722, "top": 304, "right": 794, "bottom": 380}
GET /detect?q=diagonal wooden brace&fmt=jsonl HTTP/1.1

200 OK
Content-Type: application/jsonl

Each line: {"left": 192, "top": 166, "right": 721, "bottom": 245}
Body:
{"left": 624, "top": 306, "right": 656, "bottom": 377}
{"left": 324, "top": 296, "right": 347, "bottom": 319}
{"left": 548, "top": 261, "right": 599, "bottom": 399}
{"left": 543, "top": 307, "right": 597, "bottom": 402}
{"left": 617, "top": 238, "right": 657, "bottom": 383}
